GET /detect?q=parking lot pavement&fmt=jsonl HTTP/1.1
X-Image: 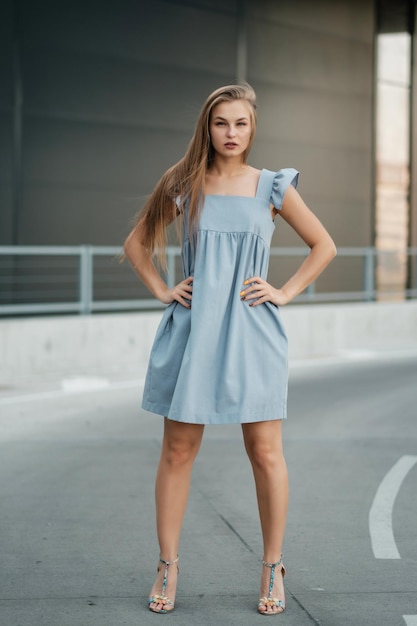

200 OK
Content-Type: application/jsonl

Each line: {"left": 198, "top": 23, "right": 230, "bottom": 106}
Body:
{"left": 1, "top": 352, "right": 416, "bottom": 625}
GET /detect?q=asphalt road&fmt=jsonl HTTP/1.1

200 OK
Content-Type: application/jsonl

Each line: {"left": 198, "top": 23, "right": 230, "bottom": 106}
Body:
{"left": 0, "top": 353, "right": 416, "bottom": 626}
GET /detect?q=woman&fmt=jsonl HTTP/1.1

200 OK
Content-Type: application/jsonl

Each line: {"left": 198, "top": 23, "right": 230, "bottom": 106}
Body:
{"left": 124, "top": 83, "right": 336, "bottom": 616}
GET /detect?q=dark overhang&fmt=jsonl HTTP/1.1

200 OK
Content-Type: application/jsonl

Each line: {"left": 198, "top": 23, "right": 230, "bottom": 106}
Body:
{"left": 377, "top": 0, "right": 415, "bottom": 33}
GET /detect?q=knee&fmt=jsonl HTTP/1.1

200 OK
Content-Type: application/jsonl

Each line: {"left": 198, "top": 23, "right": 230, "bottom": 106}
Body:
{"left": 246, "top": 440, "right": 283, "bottom": 473}
{"left": 163, "top": 437, "right": 199, "bottom": 468}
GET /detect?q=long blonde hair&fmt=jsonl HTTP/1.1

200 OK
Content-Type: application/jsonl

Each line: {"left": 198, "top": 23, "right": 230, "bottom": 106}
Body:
{"left": 135, "top": 82, "right": 257, "bottom": 267}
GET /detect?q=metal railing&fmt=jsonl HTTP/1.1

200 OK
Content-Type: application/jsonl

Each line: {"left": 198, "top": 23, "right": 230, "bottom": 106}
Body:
{"left": 0, "top": 245, "right": 416, "bottom": 316}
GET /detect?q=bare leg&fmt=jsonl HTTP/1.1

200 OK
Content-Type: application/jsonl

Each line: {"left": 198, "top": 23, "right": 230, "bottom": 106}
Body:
{"left": 148, "top": 417, "right": 204, "bottom": 612}
{"left": 242, "top": 420, "right": 288, "bottom": 614}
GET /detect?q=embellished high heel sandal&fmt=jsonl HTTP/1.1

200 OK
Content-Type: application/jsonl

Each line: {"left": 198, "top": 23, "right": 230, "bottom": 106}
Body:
{"left": 258, "top": 555, "right": 286, "bottom": 616}
{"left": 148, "top": 555, "right": 179, "bottom": 614}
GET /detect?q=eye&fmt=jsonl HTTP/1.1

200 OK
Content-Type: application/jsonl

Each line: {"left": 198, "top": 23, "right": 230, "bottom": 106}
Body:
{"left": 215, "top": 121, "right": 225, "bottom": 126}
{"left": 237, "top": 122, "right": 247, "bottom": 126}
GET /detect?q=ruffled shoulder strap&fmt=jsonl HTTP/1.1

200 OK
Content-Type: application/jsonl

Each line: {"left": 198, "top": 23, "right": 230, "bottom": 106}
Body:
{"left": 256, "top": 169, "right": 277, "bottom": 202}
{"left": 270, "top": 168, "right": 299, "bottom": 210}
{"left": 256, "top": 168, "right": 299, "bottom": 209}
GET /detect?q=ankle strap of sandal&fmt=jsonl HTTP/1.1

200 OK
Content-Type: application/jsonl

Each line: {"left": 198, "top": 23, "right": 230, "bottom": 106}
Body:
{"left": 262, "top": 555, "right": 283, "bottom": 600}
{"left": 158, "top": 555, "right": 179, "bottom": 597}
{"left": 159, "top": 555, "right": 179, "bottom": 567}
{"left": 262, "top": 555, "right": 283, "bottom": 569}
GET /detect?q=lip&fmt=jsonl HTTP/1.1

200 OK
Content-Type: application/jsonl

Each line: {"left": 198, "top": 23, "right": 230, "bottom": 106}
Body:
{"left": 224, "top": 142, "right": 238, "bottom": 148}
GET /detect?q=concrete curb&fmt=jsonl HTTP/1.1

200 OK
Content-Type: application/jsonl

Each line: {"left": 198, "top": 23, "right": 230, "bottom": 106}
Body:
{"left": 1, "top": 301, "right": 417, "bottom": 383}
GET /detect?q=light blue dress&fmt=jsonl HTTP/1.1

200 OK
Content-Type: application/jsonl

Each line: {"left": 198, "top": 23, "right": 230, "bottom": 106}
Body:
{"left": 142, "top": 168, "right": 299, "bottom": 424}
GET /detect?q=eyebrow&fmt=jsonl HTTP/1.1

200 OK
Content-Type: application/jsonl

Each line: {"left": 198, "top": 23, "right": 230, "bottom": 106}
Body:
{"left": 213, "top": 116, "right": 249, "bottom": 121}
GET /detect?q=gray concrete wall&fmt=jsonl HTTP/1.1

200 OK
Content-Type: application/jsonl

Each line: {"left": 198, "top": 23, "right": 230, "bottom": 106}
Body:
{"left": 2, "top": 0, "right": 240, "bottom": 246}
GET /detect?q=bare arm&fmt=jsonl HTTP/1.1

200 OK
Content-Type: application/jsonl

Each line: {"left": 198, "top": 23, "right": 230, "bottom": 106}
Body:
{"left": 275, "top": 185, "right": 337, "bottom": 302}
{"left": 123, "top": 221, "right": 193, "bottom": 308}
{"left": 241, "top": 185, "right": 337, "bottom": 306}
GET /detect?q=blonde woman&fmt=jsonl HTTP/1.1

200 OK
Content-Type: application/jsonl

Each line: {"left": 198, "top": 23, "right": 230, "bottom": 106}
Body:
{"left": 124, "top": 83, "right": 336, "bottom": 616}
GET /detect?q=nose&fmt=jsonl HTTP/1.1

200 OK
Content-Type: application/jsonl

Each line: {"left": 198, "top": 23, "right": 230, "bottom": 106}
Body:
{"left": 227, "top": 125, "right": 236, "bottom": 137}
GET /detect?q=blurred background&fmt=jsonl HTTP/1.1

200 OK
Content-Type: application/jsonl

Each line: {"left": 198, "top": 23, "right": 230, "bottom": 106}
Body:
{"left": 1, "top": 0, "right": 416, "bottom": 314}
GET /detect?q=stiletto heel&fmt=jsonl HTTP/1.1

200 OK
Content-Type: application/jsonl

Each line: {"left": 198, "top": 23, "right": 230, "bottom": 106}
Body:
{"left": 258, "top": 555, "right": 286, "bottom": 616}
{"left": 148, "top": 555, "right": 179, "bottom": 614}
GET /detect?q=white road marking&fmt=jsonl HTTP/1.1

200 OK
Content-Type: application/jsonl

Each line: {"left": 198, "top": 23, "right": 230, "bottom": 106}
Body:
{"left": 403, "top": 617, "right": 417, "bottom": 626}
{"left": 369, "top": 455, "right": 417, "bottom": 559}
{"left": 60, "top": 376, "right": 110, "bottom": 392}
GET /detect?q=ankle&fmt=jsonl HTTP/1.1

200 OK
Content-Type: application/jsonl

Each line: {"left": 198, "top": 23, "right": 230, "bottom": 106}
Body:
{"left": 262, "top": 553, "right": 283, "bottom": 567}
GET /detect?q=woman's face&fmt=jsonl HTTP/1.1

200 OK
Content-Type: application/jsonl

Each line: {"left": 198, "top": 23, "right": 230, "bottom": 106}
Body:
{"left": 209, "top": 99, "right": 253, "bottom": 160}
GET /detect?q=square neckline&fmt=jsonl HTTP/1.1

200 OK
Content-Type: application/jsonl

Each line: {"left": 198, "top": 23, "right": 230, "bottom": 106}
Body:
{"left": 204, "top": 168, "right": 267, "bottom": 200}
